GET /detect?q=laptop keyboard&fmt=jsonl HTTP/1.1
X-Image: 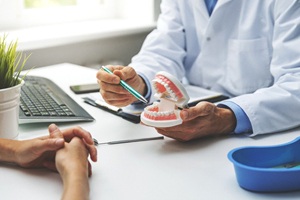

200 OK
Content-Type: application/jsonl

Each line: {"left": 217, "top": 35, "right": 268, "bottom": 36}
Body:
{"left": 19, "top": 76, "right": 94, "bottom": 124}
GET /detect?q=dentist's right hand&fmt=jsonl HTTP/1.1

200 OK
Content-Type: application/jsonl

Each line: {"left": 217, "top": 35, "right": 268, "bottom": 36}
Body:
{"left": 96, "top": 65, "right": 147, "bottom": 107}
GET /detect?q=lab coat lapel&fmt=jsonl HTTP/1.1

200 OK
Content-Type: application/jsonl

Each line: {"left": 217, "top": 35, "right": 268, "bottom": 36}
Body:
{"left": 191, "top": 0, "right": 234, "bottom": 48}
{"left": 192, "top": 0, "right": 209, "bottom": 36}
{"left": 213, "top": 0, "right": 233, "bottom": 14}
{"left": 191, "top": 0, "right": 234, "bottom": 37}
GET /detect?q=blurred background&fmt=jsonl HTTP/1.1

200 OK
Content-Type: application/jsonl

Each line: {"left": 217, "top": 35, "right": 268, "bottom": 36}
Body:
{"left": 0, "top": 0, "right": 161, "bottom": 69}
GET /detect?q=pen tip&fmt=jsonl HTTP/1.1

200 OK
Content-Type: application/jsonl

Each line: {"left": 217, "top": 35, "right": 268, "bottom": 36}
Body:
{"left": 141, "top": 97, "right": 148, "bottom": 104}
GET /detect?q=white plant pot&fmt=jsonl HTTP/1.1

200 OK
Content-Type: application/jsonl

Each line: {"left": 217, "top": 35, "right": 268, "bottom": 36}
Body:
{"left": 0, "top": 80, "right": 24, "bottom": 139}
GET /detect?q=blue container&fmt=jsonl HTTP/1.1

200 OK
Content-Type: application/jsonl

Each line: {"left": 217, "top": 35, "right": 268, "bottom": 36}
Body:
{"left": 228, "top": 137, "right": 300, "bottom": 192}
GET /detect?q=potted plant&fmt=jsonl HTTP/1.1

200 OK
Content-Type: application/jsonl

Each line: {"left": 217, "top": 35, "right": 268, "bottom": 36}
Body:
{"left": 0, "top": 35, "right": 30, "bottom": 139}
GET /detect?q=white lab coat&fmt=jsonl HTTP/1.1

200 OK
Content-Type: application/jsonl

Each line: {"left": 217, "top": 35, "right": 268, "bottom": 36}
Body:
{"left": 130, "top": 0, "right": 300, "bottom": 136}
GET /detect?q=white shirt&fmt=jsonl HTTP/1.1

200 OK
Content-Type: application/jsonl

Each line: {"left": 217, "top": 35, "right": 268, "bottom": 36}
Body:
{"left": 130, "top": 0, "right": 300, "bottom": 136}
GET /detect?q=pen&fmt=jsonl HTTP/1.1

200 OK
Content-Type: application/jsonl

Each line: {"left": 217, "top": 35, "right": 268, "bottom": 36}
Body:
{"left": 101, "top": 66, "right": 148, "bottom": 104}
{"left": 93, "top": 136, "right": 164, "bottom": 145}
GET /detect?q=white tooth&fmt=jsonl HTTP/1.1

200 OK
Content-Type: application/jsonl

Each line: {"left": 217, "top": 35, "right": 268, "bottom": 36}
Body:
{"left": 154, "top": 78, "right": 160, "bottom": 83}
{"left": 164, "top": 83, "right": 168, "bottom": 89}
{"left": 167, "top": 90, "right": 175, "bottom": 101}
{"left": 165, "top": 85, "right": 172, "bottom": 94}
{"left": 145, "top": 110, "right": 150, "bottom": 115}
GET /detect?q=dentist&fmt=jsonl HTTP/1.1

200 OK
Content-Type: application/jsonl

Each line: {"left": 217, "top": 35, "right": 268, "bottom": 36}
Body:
{"left": 97, "top": 0, "right": 300, "bottom": 141}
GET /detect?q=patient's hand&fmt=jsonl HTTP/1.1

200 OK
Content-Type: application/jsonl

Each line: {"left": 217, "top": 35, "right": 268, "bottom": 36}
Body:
{"left": 55, "top": 137, "right": 90, "bottom": 200}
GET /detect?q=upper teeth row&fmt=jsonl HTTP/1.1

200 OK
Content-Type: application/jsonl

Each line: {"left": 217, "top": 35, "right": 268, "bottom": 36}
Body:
{"left": 154, "top": 78, "right": 178, "bottom": 101}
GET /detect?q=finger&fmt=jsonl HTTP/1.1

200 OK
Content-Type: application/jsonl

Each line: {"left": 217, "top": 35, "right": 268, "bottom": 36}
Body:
{"left": 48, "top": 123, "right": 64, "bottom": 139}
{"left": 108, "top": 65, "right": 125, "bottom": 71}
{"left": 114, "top": 66, "right": 136, "bottom": 81}
{"left": 99, "top": 83, "right": 131, "bottom": 96}
{"left": 105, "top": 99, "right": 133, "bottom": 107}
{"left": 181, "top": 102, "right": 215, "bottom": 121}
{"left": 49, "top": 124, "right": 96, "bottom": 156}
{"left": 88, "top": 161, "right": 92, "bottom": 177}
{"left": 103, "top": 65, "right": 126, "bottom": 81}
{"left": 62, "top": 126, "right": 94, "bottom": 145}
{"left": 155, "top": 128, "right": 187, "bottom": 141}
{"left": 155, "top": 126, "right": 177, "bottom": 137}
{"left": 100, "top": 93, "right": 134, "bottom": 107}
{"left": 85, "top": 143, "right": 98, "bottom": 162}
{"left": 156, "top": 125, "right": 198, "bottom": 141}
{"left": 34, "top": 138, "right": 65, "bottom": 155}
{"left": 96, "top": 67, "right": 120, "bottom": 85}
{"left": 43, "top": 161, "right": 57, "bottom": 172}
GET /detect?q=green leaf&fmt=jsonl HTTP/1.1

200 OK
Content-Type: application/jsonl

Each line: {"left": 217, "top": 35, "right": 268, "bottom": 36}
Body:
{"left": 0, "top": 34, "right": 32, "bottom": 89}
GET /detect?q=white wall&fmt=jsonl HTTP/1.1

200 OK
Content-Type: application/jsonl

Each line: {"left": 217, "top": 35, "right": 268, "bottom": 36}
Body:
{"left": 18, "top": 0, "right": 161, "bottom": 70}
{"left": 22, "top": 31, "right": 150, "bottom": 69}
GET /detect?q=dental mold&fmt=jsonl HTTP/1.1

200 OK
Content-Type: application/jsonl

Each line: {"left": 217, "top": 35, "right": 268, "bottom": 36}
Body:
{"left": 141, "top": 71, "right": 189, "bottom": 127}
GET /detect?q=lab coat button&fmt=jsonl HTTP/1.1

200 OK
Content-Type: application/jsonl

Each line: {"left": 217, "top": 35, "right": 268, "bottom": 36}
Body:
{"left": 206, "top": 37, "right": 211, "bottom": 41}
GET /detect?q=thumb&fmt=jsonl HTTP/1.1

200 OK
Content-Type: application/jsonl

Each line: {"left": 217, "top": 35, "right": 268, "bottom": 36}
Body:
{"left": 48, "top": 123, "right": 63, "bottom": 139}
{"left": 119, "top": 66, "right": 136, "bottom": 81}
{"left": 34, "top": 138, "right": 65, "bottom": 155}
{"left": 180, "top": 102, "right": 215, "bottom": 121}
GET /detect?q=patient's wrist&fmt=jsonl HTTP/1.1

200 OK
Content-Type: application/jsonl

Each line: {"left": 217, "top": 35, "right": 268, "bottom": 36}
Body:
{"left": 0, "top": 139, "right": 19, "bottom": 164}
{"left": 61, "top": 169, "right": 89, "bottom": 200}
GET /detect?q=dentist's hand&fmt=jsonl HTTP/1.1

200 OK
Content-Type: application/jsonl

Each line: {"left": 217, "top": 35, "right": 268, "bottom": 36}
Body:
{"left": 154, "top": 102, "right": 236, "bottom": 141}
{"left": 96, "top": 65, "right": 147, "bottom": 107}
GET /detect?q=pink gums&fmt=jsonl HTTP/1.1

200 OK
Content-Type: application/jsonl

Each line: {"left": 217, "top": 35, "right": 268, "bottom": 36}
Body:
{"left": 155, "top": 75, "right": 183, "bottom": 99}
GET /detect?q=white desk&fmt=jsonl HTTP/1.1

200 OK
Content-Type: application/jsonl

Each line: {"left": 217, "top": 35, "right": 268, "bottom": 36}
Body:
{"left": 1, "top": 63, "right": 300, "bottom": 200}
